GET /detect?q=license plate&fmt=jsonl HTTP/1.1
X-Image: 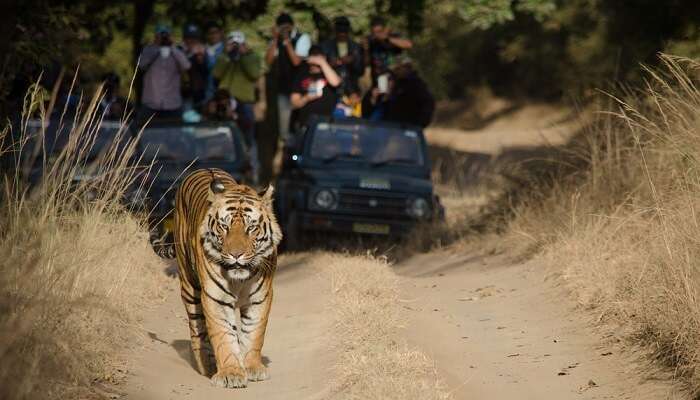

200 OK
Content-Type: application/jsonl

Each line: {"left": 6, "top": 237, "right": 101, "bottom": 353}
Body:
{"left": 359, "top": 177, "right": 390, "bottom": 190}
{"left": 352, "top": 223, "right": 390, "bottom": 235}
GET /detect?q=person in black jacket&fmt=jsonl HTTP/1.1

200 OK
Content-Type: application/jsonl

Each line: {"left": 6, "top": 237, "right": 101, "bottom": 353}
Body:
{"left": 382, "top": 56, "right": 435, "bottom": 128}
{"left": 180, "top": 23, "right": 208, "bottom": 111}
{"left": 320, "top": 16, "right": 364, "bottom": 96}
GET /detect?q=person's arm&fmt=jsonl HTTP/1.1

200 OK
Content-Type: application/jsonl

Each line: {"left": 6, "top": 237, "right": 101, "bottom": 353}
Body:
{"left": 138, "top": 45, "right": 159, "bottom": 70}
{"left": 290, "top": 92, "right": 320, "bottom": 109}
{"left": 283, "top": 39, "right": 303, "bottom": 66}
{"left": 265, "top": 40, "right": 277, "bottom": 66}
{"left": 387, "top": 35, "right": 413, "bottom": 50}
{"left": 240, "top": 51, "right": 262, "bottom": 80}
{"left": 171, "top": 46, "right": 192, "bottom": 71}
{"left": 310, "top": 56, "right": 342, "bottom": 87}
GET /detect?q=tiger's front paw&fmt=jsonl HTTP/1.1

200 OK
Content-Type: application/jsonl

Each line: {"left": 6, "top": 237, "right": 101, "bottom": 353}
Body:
{"left": 211, "top": 366, "right": 248, "bottom": 388}
{"left": 246, "top": 363, "right": 269, "bottom": 382}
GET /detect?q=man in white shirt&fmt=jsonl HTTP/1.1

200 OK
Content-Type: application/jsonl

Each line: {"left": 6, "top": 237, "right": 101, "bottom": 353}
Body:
{"left": 264, "top": 12, "right": 311, "bottom": 141}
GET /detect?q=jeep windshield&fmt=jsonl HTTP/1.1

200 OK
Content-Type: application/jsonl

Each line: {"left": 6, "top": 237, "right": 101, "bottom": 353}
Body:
{"left": 139, "top": 125, "right": 237, "bottom": 162}
{"left": 309, "top": 122, "right": 424, "bottom": 166}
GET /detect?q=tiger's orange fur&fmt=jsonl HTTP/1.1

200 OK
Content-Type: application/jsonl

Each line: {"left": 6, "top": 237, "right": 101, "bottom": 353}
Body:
{"left": 173, "top": 168, "right": 282, "bottom": 388}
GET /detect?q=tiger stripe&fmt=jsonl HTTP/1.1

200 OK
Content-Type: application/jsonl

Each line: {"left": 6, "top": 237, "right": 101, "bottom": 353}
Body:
{"left": 173, "top": 168, "right": 282, "bottom": 389}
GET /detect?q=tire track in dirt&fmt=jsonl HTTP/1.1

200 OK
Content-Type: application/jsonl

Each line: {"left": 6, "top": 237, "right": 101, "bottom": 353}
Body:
{"left": 395, "top": 249, "right": 683, "bottom": 399}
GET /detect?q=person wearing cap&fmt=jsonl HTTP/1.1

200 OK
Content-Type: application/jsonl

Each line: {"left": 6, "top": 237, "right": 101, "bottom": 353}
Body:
{"left": 365, "top": 16, "right": 413, "bottom": 84}
{"left": 180, "top": 23, "right": 208, "bottom": 110}
{"left": 213, "top": 30, "right": 262, "bottom": 183}
{"left": 320, "top": 16, "right": 364, "bottom": 97}
{"left": 264, "top": 12, "right": 312, "bottom": 141}
{"left": 382, "top": 56, "right": 434, "bottom": 128}
{"left": 290, "top": 45, "right": 342, "bottom": 133}
{"left": 138, "top": 23, "right": 191, "bottom": 120}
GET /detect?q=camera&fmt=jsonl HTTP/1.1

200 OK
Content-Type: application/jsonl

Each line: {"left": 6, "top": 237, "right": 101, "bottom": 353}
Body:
{"left": 228, "top": 43, "right": 240, "bottom": 61}
{"left": 278, "top": 26, "right": 292, "bottom": 42}
{"left": 158, "top": 32, "right": 172, "bottom": 46}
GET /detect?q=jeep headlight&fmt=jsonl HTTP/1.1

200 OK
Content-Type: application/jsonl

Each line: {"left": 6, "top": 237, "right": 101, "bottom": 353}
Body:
{"left": 313, "top": 189, "right": 336, "bottom": 210}
{"left": 407, "top": 197, "right": 430, "bottom": 219}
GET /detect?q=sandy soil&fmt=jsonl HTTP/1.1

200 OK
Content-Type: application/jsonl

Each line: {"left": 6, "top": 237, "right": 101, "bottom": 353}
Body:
{"left": 120, "top": 249, "right": 681, "bottom": 400}
{"left": 121, "top": 256, "right": 334, "bottom": 400}
{"left": 426, "top": 104, "right": 590, "bottom": 155}
{"left": 396, "top": 248, "right": 682, "bottom": 399}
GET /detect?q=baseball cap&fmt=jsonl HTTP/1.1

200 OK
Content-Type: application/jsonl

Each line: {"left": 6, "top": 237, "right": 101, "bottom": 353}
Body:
{"left": 334, "top": 16, "right": 351, "bottom": 33}
{"left": 155, "top": 23, "right": 171, "bottom": 34}
{"left": 276, "top": 13, "right": 294, "bottom": 26}
{"left": 183, "top": 24, "right": 200, "bottom": 39}
{"left": 227, "top": 31, "right": 246, "bottom": 44}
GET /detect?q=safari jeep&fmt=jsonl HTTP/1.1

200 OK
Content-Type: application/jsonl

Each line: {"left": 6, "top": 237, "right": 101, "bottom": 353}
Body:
{"left": 275, "top": 117, "right": 444, "bottom": 249}
{"left": 125, "top": 121, "right": 251, "bottom": 256}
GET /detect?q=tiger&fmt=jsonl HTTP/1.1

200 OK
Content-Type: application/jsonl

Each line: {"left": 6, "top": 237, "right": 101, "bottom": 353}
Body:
{"left": 171, "top": 168, "right": 282, "bottom": 388}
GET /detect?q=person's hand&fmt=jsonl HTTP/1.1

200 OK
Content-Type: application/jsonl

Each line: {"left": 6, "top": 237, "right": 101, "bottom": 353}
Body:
{"left": 305, "top": 92, "right": 321, "bottom": 103}
{"left": 373, "top": 27, "right": 389, "bottom": 41}
{"left": 361, "top": 36, "right": 370, "bottom": 49}
{"left": 271, "top": 26, "right": 279, "bottom": 41}
{"left": 307, "top": 55, "right": 327, "bottom": 66}
{"left": 192, "top": 43, "right": 205, "bottom": 55}
{"left": 239, "top": 43, "right": 250, "bottom": 54}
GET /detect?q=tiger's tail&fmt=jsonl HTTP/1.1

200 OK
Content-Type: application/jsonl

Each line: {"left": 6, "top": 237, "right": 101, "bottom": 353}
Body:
{"left": 149, "top": 229, "right": 176, "bottom": 259}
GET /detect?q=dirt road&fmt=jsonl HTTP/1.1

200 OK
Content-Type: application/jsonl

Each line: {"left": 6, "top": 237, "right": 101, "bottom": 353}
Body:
{"left": 396, "top": 249, "right": 681, "bottom": 400}
{"left": 122, "top": 256, "right": 334, "bottom": 400}
{"left": 122, "top": 249, "right": 681, "bottom": 399}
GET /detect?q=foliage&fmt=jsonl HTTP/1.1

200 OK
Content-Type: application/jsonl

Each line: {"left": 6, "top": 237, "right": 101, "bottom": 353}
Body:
{"left": 6, "top": 0, "right": 700, "bottom": 116}
{"left": 413, "top": 0, "right": 700, "bottom": 100}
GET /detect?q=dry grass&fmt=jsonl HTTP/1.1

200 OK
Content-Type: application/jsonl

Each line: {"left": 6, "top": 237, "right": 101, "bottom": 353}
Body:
{"left": 0, "top": 81, "right": 167, "bottom": 399}
{"left": 320, "top": 252, "right": 451, "bottom": 399}
{"left": 507, "top": 54, "right": 700, "bottom": 394}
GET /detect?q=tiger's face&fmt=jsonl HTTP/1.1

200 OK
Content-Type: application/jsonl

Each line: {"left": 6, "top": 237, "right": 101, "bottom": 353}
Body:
{"left": 200, "top": 185, "right": 282, "bottom": 280}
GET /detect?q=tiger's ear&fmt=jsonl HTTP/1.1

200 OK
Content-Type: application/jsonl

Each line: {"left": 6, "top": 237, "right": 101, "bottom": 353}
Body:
{"left": 207, "top": 178, "right": 225, "bottom": 202}
{"left": 259, "top": 185, "right": 274, "bottom": 207}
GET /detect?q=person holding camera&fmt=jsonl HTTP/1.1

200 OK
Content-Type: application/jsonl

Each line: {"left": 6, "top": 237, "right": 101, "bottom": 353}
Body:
{"left": 382, "top": 56, "right": 434, "bottom": 128}
{"left": 320, "top": 16, "right": 364, "bottom": 97}
{"left": 213, "top": 31, "right": 262, "bottom": 183}
{"left": 290, "top": 45, "right": 342, "bottom": 132}
{"left": 265, "top": 12, "right": 311, "bottom": 141}
{"left": 365, "top": 16, "right": 413, "bottom": 84}
{"left": 179, "top": 23, "right": 208, "bottom": 111}
{"left": 138, "top": 24, "right": 191, "bottom": 120}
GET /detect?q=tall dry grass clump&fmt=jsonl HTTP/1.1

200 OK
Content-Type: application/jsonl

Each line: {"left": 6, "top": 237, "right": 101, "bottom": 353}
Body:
{"left": 320, "top": 252, "right": 451, "bottom": 399}
{"left": 509, "top": 54, "right": 700, "bottom": 393}
{"left": 0, "top": 82, "right": 166, "bottom": 399}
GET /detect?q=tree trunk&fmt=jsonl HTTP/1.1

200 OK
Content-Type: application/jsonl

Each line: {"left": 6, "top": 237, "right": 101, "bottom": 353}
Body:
{"left": 132, "top": 0, "right": 155, "bottom": 102}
